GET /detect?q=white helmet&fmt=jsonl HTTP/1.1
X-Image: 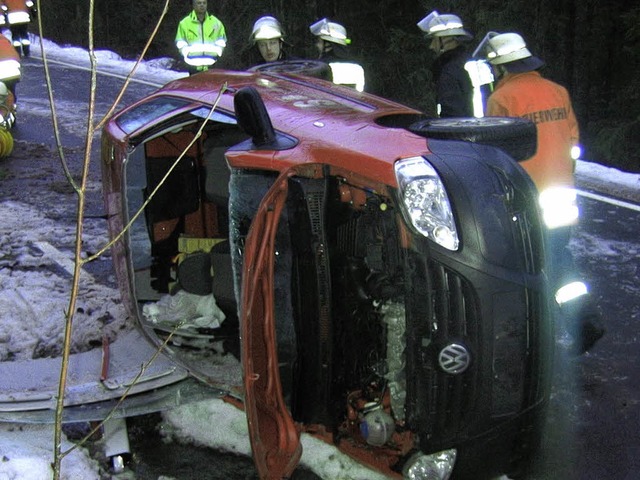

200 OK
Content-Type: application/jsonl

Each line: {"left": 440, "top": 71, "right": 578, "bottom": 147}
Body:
{"left": 484, "top": 32, "right": 544, "bottom": 72}
{"left": 417, "top": 11, "right": 472, "bottom": 39}
{"left": 486, "top": 33, "right": 532, "bottom": 64}
{"left": 309, "top": 18, "right": 350, "bottom": 45}
{"left": 252, "top": 16, "right": 283, "bottom": 42}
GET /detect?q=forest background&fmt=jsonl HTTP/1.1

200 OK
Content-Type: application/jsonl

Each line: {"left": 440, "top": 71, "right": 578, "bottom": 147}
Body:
{"left": 35, "top": 0, "right": 639, "bottom": 172}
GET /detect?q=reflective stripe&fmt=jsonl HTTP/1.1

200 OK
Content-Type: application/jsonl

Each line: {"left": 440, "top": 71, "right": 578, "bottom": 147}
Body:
{"left": 539, "top": 186, "right": 579, "bottom": 229}
{"left": 470, "top": 85, "right": 487, "bottom": 118}
{"left": 0, "top": 111, "right": 16, "bottom": 129}
{"left": 182, "top": 42, "right": 223, "bottom": 63}
{"left": 183, "top": 55, "right": 216, "bottom": 67}
{"left": 555, "top": 281, "right": 588, "bottom": 305}
{"left": 7, "top": 11, "right": 30, "bottom": 24}
{"left": 464, "top": 60, "right": 494, "bottom": 118}
{"left": 328, "top": 62, "right": 365, "bottom": 92}
{"left": 182, "top": 43, "right": 223, "bottom": 55}
{"left": 0, "top": 59, "right": 21, "bottom": 81}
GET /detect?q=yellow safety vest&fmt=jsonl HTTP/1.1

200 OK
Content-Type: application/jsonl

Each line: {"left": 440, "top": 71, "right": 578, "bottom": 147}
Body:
{"left": 175, "top": 11, "right": 226, "bottom": 70}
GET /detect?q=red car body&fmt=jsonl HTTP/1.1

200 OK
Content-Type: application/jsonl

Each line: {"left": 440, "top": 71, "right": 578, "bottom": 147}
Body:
{"left": 100, "top": 68, "right": 551, "bottom": 479}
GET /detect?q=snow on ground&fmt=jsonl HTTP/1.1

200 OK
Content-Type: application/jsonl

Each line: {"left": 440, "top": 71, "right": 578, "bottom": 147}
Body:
{"left": 34, "top": 34, "right": 187, "bottom": 86}
{"left": 0, "top": 201, "right": 129, "bottom": 361}
{"left": 576, "top": 161, "right": 640, "bottom": 191}
{"left": 161, "top": 399, "right": 391, "bottom": 480}
{"left": 0, "top": 34, "right": 638, "bottom": 479}
{"left": 0, "top": 423, "right": 100, "bottom": 480}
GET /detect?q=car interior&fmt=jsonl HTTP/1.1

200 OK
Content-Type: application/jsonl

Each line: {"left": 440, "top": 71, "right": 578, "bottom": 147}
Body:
{"left": 124, "top": 115, "right": 250, "bottom": 388}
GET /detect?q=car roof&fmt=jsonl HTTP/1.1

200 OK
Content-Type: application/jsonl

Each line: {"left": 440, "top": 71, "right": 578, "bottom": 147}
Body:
{"left": 165, "top": 69, "right": 415, "bottom": 120}
{"left": 110, "top": 70, "right": 431, "bottom": 186}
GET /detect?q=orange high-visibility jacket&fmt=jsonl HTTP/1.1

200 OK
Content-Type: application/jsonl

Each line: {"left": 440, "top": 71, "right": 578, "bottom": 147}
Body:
{"left": 0, "top": 33, "right": 20, "bottom": 63}
{"left": 487, "top": 71, "right": 579, "bottom": 191}
{"left": 3, "top": 0, "right": 31, "bottom": 25}
{"left": 3, "top": 0, "right": 30, "bottom": 12}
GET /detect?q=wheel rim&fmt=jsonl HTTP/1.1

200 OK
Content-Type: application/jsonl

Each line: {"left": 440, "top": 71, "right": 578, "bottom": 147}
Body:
{"left": 430, "top": 117, "right": 517, "bottom": 128}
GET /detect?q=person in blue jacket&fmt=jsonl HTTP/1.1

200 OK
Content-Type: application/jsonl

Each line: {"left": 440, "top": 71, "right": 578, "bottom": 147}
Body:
{"left": 418, "top": 11, "right": 475, "bottom": 117}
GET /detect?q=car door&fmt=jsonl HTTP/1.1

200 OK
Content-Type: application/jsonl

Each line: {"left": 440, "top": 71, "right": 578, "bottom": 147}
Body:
{"left": 239, "top": 167, "right": 302, "bottom": 479}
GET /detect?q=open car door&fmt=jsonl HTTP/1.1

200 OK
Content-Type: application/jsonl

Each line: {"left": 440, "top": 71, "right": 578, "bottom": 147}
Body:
{"left": 240, "top": 168, "right": 302, "bottom": 479}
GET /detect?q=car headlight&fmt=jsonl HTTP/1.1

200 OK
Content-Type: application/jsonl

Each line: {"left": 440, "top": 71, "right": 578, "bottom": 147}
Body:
{"left": 403, "top": 449, "right": 457, "bottom": 480}
{"left": 394, "top": 156, "right": 459, "bottom": 250}
{"left": 539, "top": 186, "right": 579, "bottom": 229}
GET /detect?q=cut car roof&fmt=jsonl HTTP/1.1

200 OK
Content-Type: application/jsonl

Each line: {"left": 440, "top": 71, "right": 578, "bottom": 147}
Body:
{"left": 133, "top": 70, "right": 431, "bottom": 186}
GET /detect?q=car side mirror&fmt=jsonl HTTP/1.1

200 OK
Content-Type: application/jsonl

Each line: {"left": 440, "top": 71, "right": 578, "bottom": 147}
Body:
{"left": 232, "top": 86, "right": 298, "bottom": 151}
{"left": 234, "top": 86, "right": 276, "bottom": 146}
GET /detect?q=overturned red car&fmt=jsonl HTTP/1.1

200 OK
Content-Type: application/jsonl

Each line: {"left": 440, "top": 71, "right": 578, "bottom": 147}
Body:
{"left": 100, "top": 66, "right": 552, "bottom": 479}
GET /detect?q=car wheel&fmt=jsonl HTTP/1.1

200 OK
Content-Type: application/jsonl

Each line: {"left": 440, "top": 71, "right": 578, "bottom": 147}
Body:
{"left": 248, "top": 60, "right": 331, "bottom": 81}
{"left": 409, "top": 116, "right": 537, "bottom": 162}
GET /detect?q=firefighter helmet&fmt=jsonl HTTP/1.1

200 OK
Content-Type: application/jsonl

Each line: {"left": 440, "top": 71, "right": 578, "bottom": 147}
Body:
{"left": 485, "top": 33, "right": 544, "bottom": 72}
{"left": 252, "top": 16, "right": 283, "bottom": 42}
{"left": 417, "top": 11, "right": 472, "bottom": 39}
{"left": 309, "top": 18, "right": 350, "bottom": 45}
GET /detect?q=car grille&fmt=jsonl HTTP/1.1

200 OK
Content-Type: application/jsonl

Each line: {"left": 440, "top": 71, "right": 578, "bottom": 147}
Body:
{"left": 407, "top": 253, "right": 545, "bottom": 445}
{"left": 411, "top": 259, "right": 479, "bottom": 439}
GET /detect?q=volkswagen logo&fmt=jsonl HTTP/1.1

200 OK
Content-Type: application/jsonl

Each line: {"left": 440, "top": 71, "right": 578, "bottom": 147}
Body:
{"left": 438, "top": 343, "right": 471, "bottom": 374}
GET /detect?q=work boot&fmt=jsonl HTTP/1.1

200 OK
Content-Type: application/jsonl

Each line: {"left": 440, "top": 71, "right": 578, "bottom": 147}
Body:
{"left": 577, "top": 309, "right": 605, "bottom": 354}
{"left": 572, "top": 298, "right": 605, "bottom": 355}
{"left": 556, "top": 295, "right": 605, "bottom": 356}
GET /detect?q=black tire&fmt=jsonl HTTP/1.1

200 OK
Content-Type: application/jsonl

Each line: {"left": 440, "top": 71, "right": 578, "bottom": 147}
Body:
{"left": 409, "top": 116, "right": 537, "bottom": 162}
{"left": 248, "top": 60, "right": 331, "bottom": 81}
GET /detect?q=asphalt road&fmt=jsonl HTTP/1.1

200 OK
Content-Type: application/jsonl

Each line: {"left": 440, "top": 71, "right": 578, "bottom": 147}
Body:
{"left": 550, "top": 192, "right": 640, "bottom": 480}
{"left": 5, "top": 53, "right": 640, "bottom": 480}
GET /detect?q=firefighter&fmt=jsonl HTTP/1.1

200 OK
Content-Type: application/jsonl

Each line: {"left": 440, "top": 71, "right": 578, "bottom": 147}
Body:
{"left": 309, "top": 18, "right": 365, "bottom": 92}
{"left": 482, "top": 32, "right": 604, "bottom": 354}
{"left": 175, "top": 0, "right": 226, "bottom": 75}
{"left": 0, "top": 32, "right": 20, "bottom": 102}
{"left": 249, "top": 16, "right": 292, "bottom": 65}
{"left": 2, "top": 0, "right": 33, "bottom": 57}
{"left": 417, "top": 11, "right": 476, "bottom": 118}
{"left": 0, "top": 81, "right": 13, "bottom": 156}
{"left": 483, "top": 32, "right": 578, "bottom": 192}
{"left": 0, "top": 32, "right": 19, "bottom": 155}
